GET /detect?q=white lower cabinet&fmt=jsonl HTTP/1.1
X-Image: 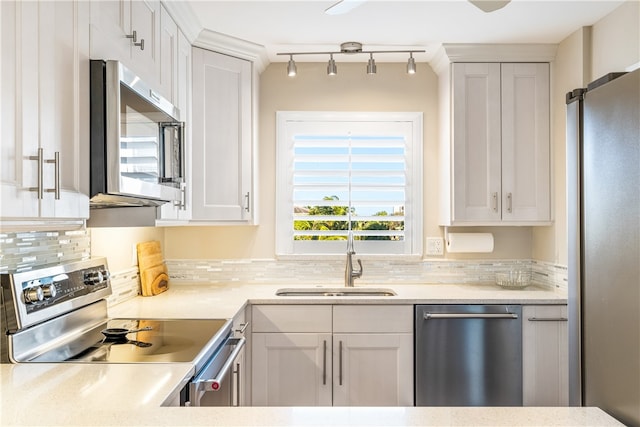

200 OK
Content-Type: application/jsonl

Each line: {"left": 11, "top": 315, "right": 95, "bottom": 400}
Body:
{"left": 332, "top": 333, "right": 413, "bottom": 406}
{"left": 522, "top": 305, "right": 569, "bottom": 406}
{"left": 252, "top": 332, "right": 333, "bottom": 406}
{"left": 251, "top": 305, "right": 413, "bottom": 407}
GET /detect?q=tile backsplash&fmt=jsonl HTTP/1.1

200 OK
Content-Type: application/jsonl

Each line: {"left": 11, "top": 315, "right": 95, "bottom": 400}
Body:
{"left": 0, "top": 229, "right": 91, "bottom": 273}
{"left": 166, "top": 258, "right": 567, "bottom": 291}
{"left": 0, "top": 227, "right": 567, "bottom": 300}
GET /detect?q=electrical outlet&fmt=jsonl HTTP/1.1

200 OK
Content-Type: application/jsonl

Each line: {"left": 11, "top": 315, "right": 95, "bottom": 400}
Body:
{"left": 426, "top": 237, "right": 444, "bottom": 256}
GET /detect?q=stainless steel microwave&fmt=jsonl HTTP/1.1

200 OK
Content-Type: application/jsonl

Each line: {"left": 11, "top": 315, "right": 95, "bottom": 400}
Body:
{"left": 89, "top": 60, "right": 184, "bottom": 208}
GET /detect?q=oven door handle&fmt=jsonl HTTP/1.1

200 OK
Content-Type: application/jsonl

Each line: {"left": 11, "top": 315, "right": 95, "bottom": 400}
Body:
{"left": 193, "top": 337, "right": 245, "bottom": 392}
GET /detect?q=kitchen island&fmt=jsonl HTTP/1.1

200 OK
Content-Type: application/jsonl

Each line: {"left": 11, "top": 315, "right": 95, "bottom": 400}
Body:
{"left": 2, "top": 283, "right": 622, "bottom": 426}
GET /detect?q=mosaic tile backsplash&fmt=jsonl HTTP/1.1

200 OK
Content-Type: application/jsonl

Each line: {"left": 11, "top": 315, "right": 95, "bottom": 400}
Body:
{"left": 0, "top": 230, "right": 91, "bottom": 273}
{"left": 166, "top": 258, "right": 567, "bottom": 291}
{"left": 0, "top": 227, "right": 567, "bottom": 309}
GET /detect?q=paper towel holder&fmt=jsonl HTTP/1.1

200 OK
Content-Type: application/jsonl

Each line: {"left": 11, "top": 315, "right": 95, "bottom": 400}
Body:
{"left": 442, "top": 227, "right": 495, "bottom": 253}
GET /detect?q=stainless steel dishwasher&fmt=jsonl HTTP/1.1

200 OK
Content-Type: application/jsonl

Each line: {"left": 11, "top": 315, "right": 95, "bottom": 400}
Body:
{"left": 415, "top": 304, "right": 522, "bottom": 406}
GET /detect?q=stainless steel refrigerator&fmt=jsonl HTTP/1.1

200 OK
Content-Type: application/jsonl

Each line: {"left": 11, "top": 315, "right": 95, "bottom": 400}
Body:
{"left": 567, "top": 68, "right": 640, "bottom": 426}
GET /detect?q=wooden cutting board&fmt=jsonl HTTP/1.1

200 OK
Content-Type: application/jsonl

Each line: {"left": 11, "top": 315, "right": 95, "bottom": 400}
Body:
{"left": 136, "top": 240, "right": 169, "bottom": 296}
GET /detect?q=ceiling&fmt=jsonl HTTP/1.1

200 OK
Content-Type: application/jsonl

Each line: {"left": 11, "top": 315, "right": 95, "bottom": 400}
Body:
{"left": 183, "top": 0, "right": 625, "bottom": 63}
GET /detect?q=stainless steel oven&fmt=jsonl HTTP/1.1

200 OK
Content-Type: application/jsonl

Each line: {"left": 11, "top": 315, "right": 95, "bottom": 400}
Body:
{"left": 89, "top": 60, "right": 185, "bottom": 208}
{"left": 0, "top": 258, "right": 241, "bottom": 408}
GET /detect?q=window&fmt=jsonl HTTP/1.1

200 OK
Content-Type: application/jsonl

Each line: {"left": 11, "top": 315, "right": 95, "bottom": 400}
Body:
{"left": 276, "top": 112, "right": 423, "bottom": 256}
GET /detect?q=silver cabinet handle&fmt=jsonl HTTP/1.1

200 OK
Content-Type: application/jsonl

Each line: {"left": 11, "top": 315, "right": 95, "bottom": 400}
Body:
{"left": 424, "top": 312, "right": 518, "bottom": 320}
{"left": 125, "top": 31, "right": 144, "bottom": 50}
{"left": 322, "top": 339, "right": 327, "bottom": 385}
{"left": 28, "top": 149, "right": 60, "bottom": 199}
{"left": 528, "top": 317, "right": 568, "bottom": 322}
{"left": 125, "top": 30, "right": 138, "bottom": 42}
{"left": 28, "top": 148, "right": 44, "bottom": 199}
{"left": 45, "top": 151, "right": 60, "bottom": 199}
{"left": 234, "top": 322, "right": 249, "bottom": 335}
{"left": 244, "top": 192, "right": 250, "bottom": 212}
{"left": 492, "top": 192, "right": 498, "bottom": 212}
{"left": 232, "top": 361, "right": 241, "bottom": 406}
{"left": 338, "top": 340, "right": 343, "bottom": 386}
{"left": 506, "top": 192, "right": 513, "bottom": 213}
{"left": 174, "top": 185, "right": 187, "bottom": 210}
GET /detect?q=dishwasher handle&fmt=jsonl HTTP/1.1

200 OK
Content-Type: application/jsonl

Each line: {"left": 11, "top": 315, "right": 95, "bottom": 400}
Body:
{"left": 423, "top": 312, "right": 518, "bottom": 320}
{"left": 194, "top": 337, "right": 246, "bottom": 392}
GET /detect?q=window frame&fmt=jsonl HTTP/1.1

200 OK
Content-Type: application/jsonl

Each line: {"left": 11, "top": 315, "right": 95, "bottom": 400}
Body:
{"left": 276, "top": 111, "right": 423, "bottom": 257}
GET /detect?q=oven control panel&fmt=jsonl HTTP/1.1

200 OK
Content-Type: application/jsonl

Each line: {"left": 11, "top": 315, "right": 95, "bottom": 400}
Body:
{"left": 1, "top": 258, "right": 113, "bottom": 332}
{"left": 21, "top": 265, "right": 110, "bottom": 313}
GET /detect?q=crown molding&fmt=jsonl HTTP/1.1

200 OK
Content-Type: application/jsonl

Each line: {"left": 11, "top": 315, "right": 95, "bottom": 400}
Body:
{"left": 429, "top": 43, "right": 558, "bottom": 74}
{"left": 161, "top": 2, "right": 269, "bottom": 72}
{"left": 161, "top": 1, "right": 202, "bottom": 43}
{"left": 194, "top": 29, "right": 269, "bottom": 73}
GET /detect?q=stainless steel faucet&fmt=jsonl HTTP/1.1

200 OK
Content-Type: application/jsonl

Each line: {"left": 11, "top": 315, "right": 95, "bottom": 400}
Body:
{"left": 345, "top": 232, "right": 363, "bottom": 287}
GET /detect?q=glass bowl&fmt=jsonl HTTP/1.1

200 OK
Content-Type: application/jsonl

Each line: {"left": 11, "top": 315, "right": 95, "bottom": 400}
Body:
{"left": 495, "top": 270, "right": 532, "bottom": 289}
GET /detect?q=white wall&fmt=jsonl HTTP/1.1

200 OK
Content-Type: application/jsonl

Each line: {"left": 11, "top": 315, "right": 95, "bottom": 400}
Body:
{"left": 591, "top": 0, "right": 640, "bottom": 79}
{"left": 90, "top": 226, "right": 164, "bottom": 272}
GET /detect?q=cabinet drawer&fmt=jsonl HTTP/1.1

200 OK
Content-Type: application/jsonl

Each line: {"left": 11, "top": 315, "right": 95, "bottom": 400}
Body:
{"left": 333, "top": 305, "right": 412, "bottom": 333}
{"left": 252, "top": 305, "right": 332, "bottom": 333}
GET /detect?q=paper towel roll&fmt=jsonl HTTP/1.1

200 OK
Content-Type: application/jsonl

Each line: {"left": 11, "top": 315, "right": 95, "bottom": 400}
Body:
{"left": 446, "top": 233, "right": 494, "bottom": 253}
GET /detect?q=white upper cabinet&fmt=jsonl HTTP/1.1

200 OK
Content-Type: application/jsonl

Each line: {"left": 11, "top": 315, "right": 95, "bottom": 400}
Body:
{"left": 436, "top": 49, "right": 552, "bottom": 226}
{"left": 158, "top": 4, "right": 177, "bottom": 104}
{"left": 191, "top": 47, "right": 254, "bottom": 223}
{"left": 157, "top": 28, "right": 191, "bottom": 222}
{"left": 89, "top": 0, "right": 161, "bottom": 93}
{"left": 1, "top": 0, "right": 89, "bottom": 225}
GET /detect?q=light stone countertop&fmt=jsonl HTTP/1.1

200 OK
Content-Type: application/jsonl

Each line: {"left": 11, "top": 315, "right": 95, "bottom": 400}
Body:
{"left": 108, "top": 282, "right": 568, "bottom": 319}
{"left": 0, "top": 362, "right": 622, "bottom": 427}
{"left": 4, "top": 282, "right": 614, "bottom": 427}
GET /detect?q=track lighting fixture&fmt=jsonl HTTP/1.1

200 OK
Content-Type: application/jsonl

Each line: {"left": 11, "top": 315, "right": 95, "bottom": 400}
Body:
{"left": 278, "top": 42, "right": 424, "bottom": 77}
{"left": 407, "top": 52, "right": 416, "bottom": 75}
{"left": 287, "top": 55, "right": 297, "bottom": 77}
{"left": 327, "top": 54, "right": 337, "bottom": 76}
{"left": 367, "top": 53, "right": 376, "bottom": 75}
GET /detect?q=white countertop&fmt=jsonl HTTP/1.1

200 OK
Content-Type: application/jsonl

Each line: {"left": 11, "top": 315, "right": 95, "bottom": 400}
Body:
{"left": 108, "top": 282, "right": 567, "bottom": 319}
{"left": 0, "top": 362, "right": 622, "bottom": 426}
{"left": 4, "top": 283, "right": 617, "bottom": 427}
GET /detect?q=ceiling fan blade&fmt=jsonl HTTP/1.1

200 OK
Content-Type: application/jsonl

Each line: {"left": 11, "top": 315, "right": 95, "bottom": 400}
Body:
{"left": 325, "top": 0, "right": 367, "bottom": 15}
{"left": 468, "top": 0, "right": 511, "bottom": 13}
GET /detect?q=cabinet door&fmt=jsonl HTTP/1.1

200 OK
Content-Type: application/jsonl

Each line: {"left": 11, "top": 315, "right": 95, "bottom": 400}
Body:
{"left": 158, "top": 29, "right": 191, "bottom": 221}
{"left": 128, "top": 0, "right": 160, "bottom": 87}
{"left": 1, "top": 0, "right": 88, "bottom": 220}
{"left": 158, "top": 4, "right": 177, "bottom": 103}
{"left": 38, "top": 0, "right": 89, "bottom": 219}
{"left": 191, "top": 47, "right": 253, "bottom": 222}
{"left": 522, "top": 305, "right": 569, "bottom": 406}
{"left": 501, "top": 63, "right": 550, "bottom": 222}
{"left": 89, "top": 0, "right": 131, "bottom": 65}
{"left": 252, "top": 332, "right": 332, "bottom": 406}
{"left": 333, "top": 333, "right": 413, "bottom": 406}
{"left": 89, "top": 0, "right": 160, "bottom": 89}
{"left": 451, "top": 63, "right": 502, "bottom": 223}
{"left": 1, "top": 0, "right": 39, "bottom": 218}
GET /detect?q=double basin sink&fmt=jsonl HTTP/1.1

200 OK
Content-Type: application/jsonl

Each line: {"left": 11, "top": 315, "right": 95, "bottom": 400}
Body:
{"left": 276, "top": 287, "right": 396, "bottom": 297}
